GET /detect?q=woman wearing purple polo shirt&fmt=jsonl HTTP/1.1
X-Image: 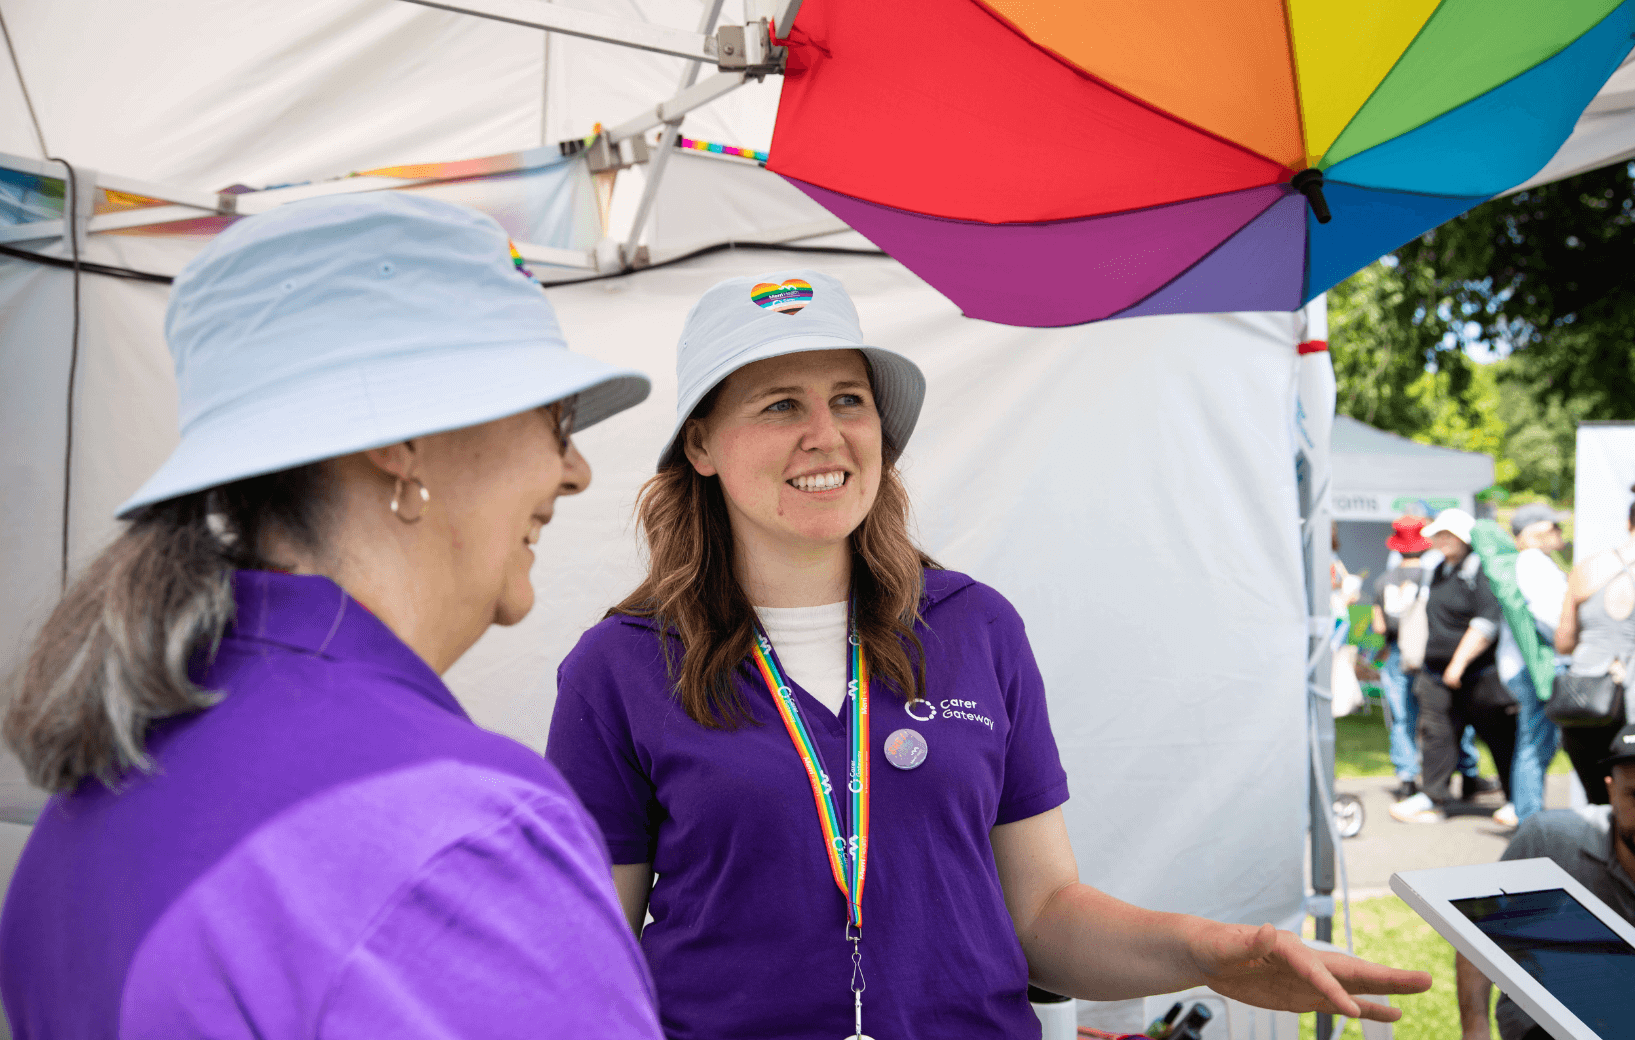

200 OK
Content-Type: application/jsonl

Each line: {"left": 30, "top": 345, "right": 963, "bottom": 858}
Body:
{"left": 2, "top": 194, "right": 662, "bottom": 1038}
{"left": 547, "top": 271, "right": 1429, "bottom": 1040}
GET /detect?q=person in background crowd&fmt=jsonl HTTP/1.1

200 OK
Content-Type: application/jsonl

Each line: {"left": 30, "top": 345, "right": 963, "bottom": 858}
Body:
{"left": 1556, "top": 487, "right": 1635, "bottom": 804}
{"left": 1455, "top": 723, "right": 1635, "bottom": 1040}
{"left": 0, "top": 195, "right": 662, "bottom": 1038}
{"left": 1373, "top": 518, "right": 1489, "bottom": 803}
{"left": 1331, "top": 525, "right": 1368, "bottom": 717}
{"left": 1391, "top": 509, "right": 1517, "bottom": 824}
{"left": 1331, "top": 524, "right": 1362, "bottom": 607}
{"left": 548, "top": 270, "right": 1431, "bottom": 1040}
{"left": 1372, "top": 517, "right": 1434, "bottom": 799}
{"left": 1489, "top": 504, "right": 1570, "bottom": 827}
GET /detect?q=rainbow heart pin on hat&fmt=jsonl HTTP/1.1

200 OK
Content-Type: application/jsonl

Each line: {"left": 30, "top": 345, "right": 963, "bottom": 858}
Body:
{"left": 751, "top": 278, "right": 815, "bottom": 314}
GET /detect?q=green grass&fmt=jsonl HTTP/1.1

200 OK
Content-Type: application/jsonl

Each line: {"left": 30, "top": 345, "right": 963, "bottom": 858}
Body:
{"left": 1333, "top": 709, "right": 1571, "bottom": 780}
{"left": 1297, "top": 895, "right": 1484, "bottom": 1040}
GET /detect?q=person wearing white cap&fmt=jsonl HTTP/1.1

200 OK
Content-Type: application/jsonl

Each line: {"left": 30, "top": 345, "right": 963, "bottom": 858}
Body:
{"left": 1, "top": 194, "right": 662, "bottom": 1037}
{"left": 1390, "top": 508, "right": 1519, "bottom": 824}
{"left": 547, "top": 271, "right": 1428, "bottom": 1039}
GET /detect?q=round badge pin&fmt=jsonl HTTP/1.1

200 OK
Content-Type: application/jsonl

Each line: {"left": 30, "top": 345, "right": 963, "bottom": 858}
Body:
{"left": 883, "top": 728, "right": 928, "bottom": 770}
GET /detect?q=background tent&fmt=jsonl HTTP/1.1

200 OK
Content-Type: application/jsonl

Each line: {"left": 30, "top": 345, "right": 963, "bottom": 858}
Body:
{"left": 2, "top": 3, "right": 1634, "bottom": 1036}
{"left": 1330, "top": 415, "right": 1497, "bottom": 583}
{"left": 1574, "top": 422, "right": 1635, "bottom": 563}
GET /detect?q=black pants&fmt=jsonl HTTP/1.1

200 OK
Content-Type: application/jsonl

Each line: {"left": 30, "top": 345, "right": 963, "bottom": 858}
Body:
{"left": 1560, "top": 721, "right": 1623, "bottom": 805}
{"left": 1415, "top": 668, "right": 1518, "bottom": 806}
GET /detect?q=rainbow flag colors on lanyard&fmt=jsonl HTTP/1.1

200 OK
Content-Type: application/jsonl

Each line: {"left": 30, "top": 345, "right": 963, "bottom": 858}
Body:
{"left": 750, "top": 608, "right": 870, "bottom": 930}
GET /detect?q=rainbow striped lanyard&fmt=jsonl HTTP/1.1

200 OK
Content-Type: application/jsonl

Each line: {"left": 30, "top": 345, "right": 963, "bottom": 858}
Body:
{"left": 749, "top": 603, "right": 870, "bottom": 931}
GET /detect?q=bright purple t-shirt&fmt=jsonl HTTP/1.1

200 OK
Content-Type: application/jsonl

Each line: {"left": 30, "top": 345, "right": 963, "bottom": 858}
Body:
{"left": 1, "top": 570, "right": 660, "bottom": 1039}
{"left": 547, "top": 569, "right": 1068, "bottom": 1040}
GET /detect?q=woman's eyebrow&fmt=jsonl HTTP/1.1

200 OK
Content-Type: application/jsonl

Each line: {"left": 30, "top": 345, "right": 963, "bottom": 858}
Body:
{"left": 748, "top": 384, "right": 805, "bottom": 400}
{"left": 746, "top": 379, "right": 868, "bottom": 401}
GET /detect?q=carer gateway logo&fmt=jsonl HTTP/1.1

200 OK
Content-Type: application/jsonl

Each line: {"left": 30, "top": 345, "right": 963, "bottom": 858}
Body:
{"left": 915, "top": 698, "right": 994, "bottom": 731}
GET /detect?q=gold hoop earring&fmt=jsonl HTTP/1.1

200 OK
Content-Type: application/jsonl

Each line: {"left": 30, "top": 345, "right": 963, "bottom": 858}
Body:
{"left": 390, "top": 477, "right": 430, "bottom": 523}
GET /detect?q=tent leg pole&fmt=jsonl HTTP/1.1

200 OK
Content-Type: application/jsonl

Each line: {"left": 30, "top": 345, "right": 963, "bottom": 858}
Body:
{"left": 1310, "top": 712, "right": 1336, "bottom": 1040}
{"left": 620, "top": 0, "right": 726, "bottom": 267}
{"left": 1296, "top": 382, "right": 1337, "bottom": 1040}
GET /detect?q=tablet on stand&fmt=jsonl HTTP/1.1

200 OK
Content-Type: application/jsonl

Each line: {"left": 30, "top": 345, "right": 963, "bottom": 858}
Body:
{"left": 1391, "top": 858, "right": 1635, "bottom": 1040}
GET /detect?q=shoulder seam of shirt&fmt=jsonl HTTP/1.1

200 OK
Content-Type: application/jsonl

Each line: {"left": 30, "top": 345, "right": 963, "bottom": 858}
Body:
{"left": 996, "top": 778, "right": 1071, "bottom": 824}
{"left": 922, "top": 568, "right": 976, "bottom": 609}
{"left": 553, "top": 673, "right": 657, "bottom": 782}
{"left": 312, "top": 787, "right": 583, "bottom": 1030}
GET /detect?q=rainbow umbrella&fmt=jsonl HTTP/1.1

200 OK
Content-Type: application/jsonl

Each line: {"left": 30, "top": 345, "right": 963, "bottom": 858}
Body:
{"left": 766, "top": 0, "right": 1634, "bottom": 327}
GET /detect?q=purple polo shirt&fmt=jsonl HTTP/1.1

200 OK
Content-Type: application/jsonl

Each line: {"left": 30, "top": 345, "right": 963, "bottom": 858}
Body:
{"left": 547, "top": 569, "right": 1068, "bottom": 1040}
{"left": 1, "top": 570, "right": 659, "bottom": 1039}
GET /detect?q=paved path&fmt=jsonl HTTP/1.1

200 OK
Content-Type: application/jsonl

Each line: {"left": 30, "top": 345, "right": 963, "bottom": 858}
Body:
{"left": 1321, "top": 774, "right": 1575, "bottom": 898}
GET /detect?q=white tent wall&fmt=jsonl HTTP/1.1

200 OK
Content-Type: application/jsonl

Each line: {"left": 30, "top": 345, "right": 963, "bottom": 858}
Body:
{"left": 639, "top": 150, "right": 846, "bottom": 258}
{"left": 1512, "top": 51, "right": 1635, "bottom": 191}
{"left": 1573, "top": 422, "right": 1635, "bottom": 563}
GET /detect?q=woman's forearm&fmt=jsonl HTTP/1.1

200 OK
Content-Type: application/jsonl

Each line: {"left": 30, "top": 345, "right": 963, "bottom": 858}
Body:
{"left": 1446, "top": 626, "right": 1492, "bottom": 680}
{"left": 1557, "top": 585, "right": 1581, "bottom": 654}
{"left": 1021, "top": 881, "right": 1210, "bottom": 999}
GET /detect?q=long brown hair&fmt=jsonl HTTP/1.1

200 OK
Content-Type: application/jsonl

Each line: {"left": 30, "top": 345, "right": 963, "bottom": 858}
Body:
{"left": 612, "top": 384, "right": 938, "bottom": 729}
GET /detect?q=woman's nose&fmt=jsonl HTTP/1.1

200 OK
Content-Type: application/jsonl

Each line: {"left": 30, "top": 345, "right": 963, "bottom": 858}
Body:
{"left": 800, "top": 408, "right": 843, "bottom": 452}
{"left": 558, "top": 441, "right": 592, "bottom": 496}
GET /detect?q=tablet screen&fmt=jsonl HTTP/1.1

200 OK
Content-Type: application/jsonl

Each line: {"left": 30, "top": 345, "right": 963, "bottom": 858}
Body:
{"left": 1453, "top": 888, "right": 1635, "bottom": 1039}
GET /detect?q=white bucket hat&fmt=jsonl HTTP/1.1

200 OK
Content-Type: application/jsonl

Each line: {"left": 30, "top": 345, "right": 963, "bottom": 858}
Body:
{"left": 658, "top": 269, "right": 925, "bottom": 470}
{"left": 1422, "top": 508, "right": 1477, "bottom": 545}
{"left": 118, "top": 192, "right": 649, "bottom": 518}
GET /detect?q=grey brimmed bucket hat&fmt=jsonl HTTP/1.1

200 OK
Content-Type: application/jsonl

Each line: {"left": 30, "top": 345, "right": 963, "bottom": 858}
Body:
{"left": 118, "top": 191, "right": 650, "bottom": 518}
{"left": 658, "top": 269, "right": 925, "bottom": 470}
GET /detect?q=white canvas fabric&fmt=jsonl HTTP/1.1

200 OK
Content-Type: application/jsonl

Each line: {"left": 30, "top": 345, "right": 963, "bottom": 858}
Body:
{"left": 1573, "top": 425, "right": 1635, "bottom": 564}
{"left": 118, "top": 192, "right": 649, "bottom": 515}
{"left": 1331, "top": 415, "right": 1495, "bottom": 502}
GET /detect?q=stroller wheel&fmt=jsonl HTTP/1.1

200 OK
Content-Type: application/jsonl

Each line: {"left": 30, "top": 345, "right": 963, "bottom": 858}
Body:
{"left": 1333, "top": 793, "right": 1365, "bottom": 838}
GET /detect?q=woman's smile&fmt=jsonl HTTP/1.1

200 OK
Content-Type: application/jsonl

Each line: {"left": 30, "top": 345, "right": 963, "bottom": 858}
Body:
{"left": 787, "top": 470, "right": 849, "bottom": 494}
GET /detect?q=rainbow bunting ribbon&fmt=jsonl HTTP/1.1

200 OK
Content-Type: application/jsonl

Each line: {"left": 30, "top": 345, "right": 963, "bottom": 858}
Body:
{"left": 678, "top": 136, "right": 769, "bottom": 163}
{"left": 750, "top": 606, "right": 869, "bottom": 929}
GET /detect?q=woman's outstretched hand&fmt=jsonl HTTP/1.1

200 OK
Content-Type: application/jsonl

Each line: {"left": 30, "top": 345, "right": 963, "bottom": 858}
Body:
{"left": 1188, "top": 922, "right": 1432, "bottom": 1021}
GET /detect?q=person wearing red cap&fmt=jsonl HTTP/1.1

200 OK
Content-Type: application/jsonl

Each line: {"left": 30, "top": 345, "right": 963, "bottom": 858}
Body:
{"left": 1370, "top": 517, "right": 1490, "bottom": 802}
{"left": 1371, "top": 517, "right": 1437, "bottom": 798}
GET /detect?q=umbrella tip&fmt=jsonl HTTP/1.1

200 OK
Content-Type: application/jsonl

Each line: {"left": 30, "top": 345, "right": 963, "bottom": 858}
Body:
{"left": 1291, "top": 169, "right": 1332, "bottom": 225}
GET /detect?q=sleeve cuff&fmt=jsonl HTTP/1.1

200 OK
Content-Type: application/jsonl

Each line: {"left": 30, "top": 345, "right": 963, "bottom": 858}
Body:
{"left": 995, "top": 779, "right": 1070, "bottom": 826}
{"left": 1469, "top": 617, "right": 1498, "bottom": 640}
{"left": 606, "top": 838, "right": 656, "bottom": 865}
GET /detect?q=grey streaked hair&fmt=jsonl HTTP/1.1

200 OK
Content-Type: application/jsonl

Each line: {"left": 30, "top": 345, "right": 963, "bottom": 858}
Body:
{"left": 5, "top": 465, "right": 329, "bottom": 792}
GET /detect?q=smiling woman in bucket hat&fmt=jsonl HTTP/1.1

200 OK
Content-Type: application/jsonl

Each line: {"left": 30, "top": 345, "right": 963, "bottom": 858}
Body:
{"left": 547, "top": 269, "right": 1430, "bottom": 1040}
{"left": 1, "top": 193, "right": 662, "bottom": 1038}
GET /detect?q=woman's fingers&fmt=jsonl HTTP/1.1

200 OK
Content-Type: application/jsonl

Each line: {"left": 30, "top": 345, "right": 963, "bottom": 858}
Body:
{"left": 1318, "top": 952, "right": 1434, "bottom": 996}
{"left": 1284, "top": 943, "right": 1364, "bottom": 1019}
{"left": 1350, "top": 999, "right": 1405, "bottom": 1023}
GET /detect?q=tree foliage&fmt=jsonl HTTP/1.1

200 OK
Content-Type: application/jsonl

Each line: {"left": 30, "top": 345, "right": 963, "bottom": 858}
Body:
{"left": 1410, "top": 160, "right": 1635, "bottom": 420}
{"left": 1328, "top": 161, "right": 1634, "bottom": 499}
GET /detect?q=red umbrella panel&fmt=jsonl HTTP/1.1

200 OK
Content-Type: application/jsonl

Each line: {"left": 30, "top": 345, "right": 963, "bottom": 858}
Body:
{"left": 766, "top": 0, "right": 1635, "bottom": 327}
